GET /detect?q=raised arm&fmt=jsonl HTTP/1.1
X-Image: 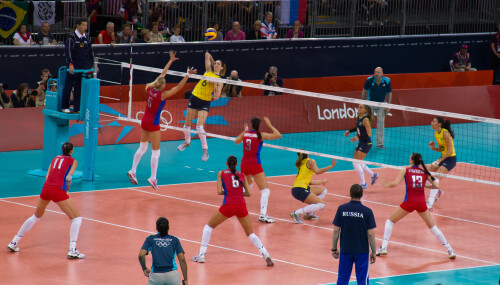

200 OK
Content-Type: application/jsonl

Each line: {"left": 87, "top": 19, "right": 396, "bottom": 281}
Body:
{"left": 159, "top": 50, "right": 179, "bottom": 78}
{"left": 261, "top": 117, "right": 281, "bottom": 140}
{"left": 307, "top": 158, "right": 336, "bottom": 175}
{"left": 381, "top": 168, "right": 405, "bottom": 188}
{"left": 161, "top": 67, "right": 197, "bottom": 100}
{"left": 234, "top": 124, "right": 248, "bottom": 144}
{"left": 205, "top": 52, "right": 214, "bottom": 72}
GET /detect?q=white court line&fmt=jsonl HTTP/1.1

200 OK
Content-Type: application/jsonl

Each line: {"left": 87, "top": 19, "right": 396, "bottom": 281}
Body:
{"left": 267, "top": 181, "right": 500, "bottom": 229}
{"left": 126, "top": 187, "right": 498, "bottom": 265}
{"left": 0, "top": 199, "right": 340, "bottom": 276}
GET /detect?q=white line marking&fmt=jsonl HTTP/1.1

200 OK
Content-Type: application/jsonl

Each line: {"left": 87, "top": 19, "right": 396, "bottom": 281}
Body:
{"left": 184, "top": 166, "right": 191, "bottom": 168}
{"left": 126, "top": 187, "right": 498, "bottom": 265}
{"left": 0, "top": 199, "right": 340, "bottom": 276}
{"left": 196, "top": 168, "right": 203, "bottom": 171}
{"left": 208, "top": 171, "right": 215, "bottom": 173}
{"left": 267, "top": 181, "right": 500, "bottom": 229}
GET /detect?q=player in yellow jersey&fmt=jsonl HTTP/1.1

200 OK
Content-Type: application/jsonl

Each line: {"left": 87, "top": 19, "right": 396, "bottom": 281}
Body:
{"left": 178, "top": 52, "right": 225, "bottom": 161}
{"left": 427, "top": 117, "right": 457, "bottom": 210}
{"left": 290, "top": 152, "right": 336, "bottom": 224}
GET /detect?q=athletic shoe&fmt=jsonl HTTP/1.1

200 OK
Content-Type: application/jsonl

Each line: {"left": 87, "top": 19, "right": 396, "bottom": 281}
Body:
{"left": 377, "top": 145, "right": 386, "bottom": 149}
{"left": 303, "top": 213, "right": 319, "bottom": 220}
{"left": 67, "top": 249, "right": 86, "bottom": 259}
{"left": 360, "top": 183, "right": 368, "bottom": 190}
{"left": 263, "top": 253, "right": 274, "bottom": 266}
{"left": 258, "top": 215, "right": 275, "bottom": 223}
{"left": 177, "top": 141, "right": 190, "bottom": 151}
{"left": 448, "top": 249, "right": 456, "bottom": 259}
{"left": 376, "top": 246, "right": 387, "bottom": 256}
{"left": 371, "top": 173, "right": 379, "bottom": 185}
{"left": 147, "top": 178, "right": 158, "bottom": 191}
{"left": 192, "top": 254, "right": 205, "bottom": 263}
{"left": 201, "top": 149, "right": 209, "bottom": 161}
{"left": 290, "top": 211, "right": 303, "bottom": 224}
{"left": 62, "top": 109, "right": 71, "bottom": 114}
{"left": 127, "top": 171, "right": 138, "bottom": 185}
{"left": 7, "top": 241, "right": 19, "bottom": 252}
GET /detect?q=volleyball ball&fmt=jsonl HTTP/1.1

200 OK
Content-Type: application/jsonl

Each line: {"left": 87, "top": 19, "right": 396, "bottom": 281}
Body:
{"left": 205, "top": 28, "right": 217, "bottom": 41}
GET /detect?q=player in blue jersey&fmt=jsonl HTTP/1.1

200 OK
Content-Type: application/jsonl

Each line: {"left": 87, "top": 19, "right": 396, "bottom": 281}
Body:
{"left": 139, "top": 217, "right": 188, "bottom": 285}
{"left": 344, "top": 104, "right": 379, "bottom": 189}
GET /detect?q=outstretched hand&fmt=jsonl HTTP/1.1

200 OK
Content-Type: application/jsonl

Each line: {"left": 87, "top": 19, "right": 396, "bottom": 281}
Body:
{"left": 344, "top": 130, "right": 349, "bottom": 137}
{"left": 263, "top": 116, "right": 272, "bottom": 126}
{"left": 169, "top": 50, "right": 179, "bottom": 62}
{"left": 186, "top": 67, "right": 197, "bottom": 75}
{"left": 244, "top": 123, "right": 249, "bottom": 131}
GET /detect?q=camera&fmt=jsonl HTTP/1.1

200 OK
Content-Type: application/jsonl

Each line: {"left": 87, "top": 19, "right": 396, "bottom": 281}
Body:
{"left": 266, "top": 73, "right": 274, "bottom": 80}
{"left": 231, "top": 76, "right": 238, "bottom": 80}
{"left": 27, "top": 90, "right": 38, "bottom": 96}
{"left": 0, "top": 82, "right": 8, "bottom": 89}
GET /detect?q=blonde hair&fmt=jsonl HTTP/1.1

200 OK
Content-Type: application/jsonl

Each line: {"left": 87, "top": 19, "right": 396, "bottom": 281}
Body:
{"left": 145, "top": 76, "right": 166, "bottom": 92}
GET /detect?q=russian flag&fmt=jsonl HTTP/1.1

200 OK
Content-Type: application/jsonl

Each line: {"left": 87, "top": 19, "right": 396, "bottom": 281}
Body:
{"left": 280, "top": 0, "right": 308, "bottom": 25}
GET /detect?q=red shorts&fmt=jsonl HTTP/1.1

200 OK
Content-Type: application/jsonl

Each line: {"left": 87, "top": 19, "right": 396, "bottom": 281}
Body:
{"left": 141, "top": 120, "right": 160, "bottom": 132}
{"left": 240, "top": 162, "right": 264, "bottom": 177}
{"left": 219, "top": 204, "right": 248, "bottom": 218}
{"left": 40, "top": 187, "right": 69, "bottom": 203}
{"left": 400, "top": 201, "right": 428, "bottom": 213}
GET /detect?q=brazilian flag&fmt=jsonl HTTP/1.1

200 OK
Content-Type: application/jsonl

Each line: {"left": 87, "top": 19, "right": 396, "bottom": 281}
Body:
{"left": 0, "top": 1, "right": 28, "bottom": 39}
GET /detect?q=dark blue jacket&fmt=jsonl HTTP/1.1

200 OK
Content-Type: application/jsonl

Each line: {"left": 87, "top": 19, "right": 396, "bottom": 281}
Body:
{"left": 65, "top": 30, "right": 95, "bottom": 69}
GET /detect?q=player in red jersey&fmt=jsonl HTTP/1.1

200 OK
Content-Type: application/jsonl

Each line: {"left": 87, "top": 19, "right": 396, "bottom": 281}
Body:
{"left": 127, "top": 50, "right": 197, "bottom": 190}
{"left": 376, "top": 153, "right": 456, "bottom": 259}
{"left": 234, "top": 117, "right": 281, "bottom": 223}
{"left": 192, "top": 156, "right": 274, "bottom": 266}
{"left": 7, "top": 142, "right": 86, "bottom": 259}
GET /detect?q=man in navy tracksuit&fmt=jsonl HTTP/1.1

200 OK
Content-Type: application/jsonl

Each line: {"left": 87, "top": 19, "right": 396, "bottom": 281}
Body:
{"left": 332, "top": 184, "right": 377, "bottom": 285}
{"left": 62, "top": 18, "right": 95, "bottom": 113}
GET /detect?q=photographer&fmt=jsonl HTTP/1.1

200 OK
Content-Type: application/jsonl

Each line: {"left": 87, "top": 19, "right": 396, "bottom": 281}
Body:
{"left": 36, "top": 69, "right": 56, "bottom": 107}
{"left": 0, "top": 83, "right": 13, "bottom": 109}
{"left": 260, "top": 66, "right": 283, "bottom": 96}
{"left": 221, "top": 70, "right": 243, "bottom": 98}
{"left": 11, "top": 83, "right": 35, "bottom": 108}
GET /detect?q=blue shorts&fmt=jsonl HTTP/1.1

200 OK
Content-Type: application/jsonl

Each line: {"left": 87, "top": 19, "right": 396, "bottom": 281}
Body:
{"left": 356, "top": 141, "right": 372, "bottom": 153}
{"left": 291, "top": 187, "right": 311, "bottom": 202}
{"left": 188, "top": 94, "right": 211, "bottom": 112}
{"left": 439, "top": 156, "right": 457, "bottom": 171}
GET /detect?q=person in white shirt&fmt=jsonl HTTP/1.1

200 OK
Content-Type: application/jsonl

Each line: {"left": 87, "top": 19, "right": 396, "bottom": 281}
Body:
{"left": 13, "top": 24, "right": 34, "bottom": 46}
{"left": 169, "top": 25, "right": 185, "bottom": 43}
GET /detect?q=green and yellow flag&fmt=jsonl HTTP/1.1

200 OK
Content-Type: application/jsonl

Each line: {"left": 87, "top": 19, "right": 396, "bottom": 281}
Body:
{"left": 0, "top": 1, "right": 28, "bottom": 39}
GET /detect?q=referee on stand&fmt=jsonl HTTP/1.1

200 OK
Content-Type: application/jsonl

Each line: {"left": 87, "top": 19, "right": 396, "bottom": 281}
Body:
{"left": 62, "top": 18, "right": 95, "bottom": 114}
{"left": 332, "top": 184, "right": 376, "bottom": 285}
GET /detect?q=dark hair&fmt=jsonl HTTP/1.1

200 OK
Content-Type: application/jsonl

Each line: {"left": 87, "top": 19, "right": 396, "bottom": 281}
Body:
{"left": 17, "top": 24, "right": 27, "bottom": 33}
{"left": 215, "top": 60, "right": 226, "bottom": 77}
{"left": 227, "top": 155, "right": 242, "bottom": 185}
{"left": 76, "top": 18, "right": 88, "bottom": 26}
{"left": 350, "top": 184, "right": 363, "bottom": 199}
{"left": 15, "top": 83, "right": 29, "bottom": 99}
{"left": 151, "top": 11, "right": 161, "bottom": 23}
{"left": 411, "top": 153, "right": 435, "bottom": 181}
{"left": 361, "top": 104, "right": 373, "bottom": 122}
{"left": 62, "top": 142, "right": 74, "bottom": 156}
{"left": 435, "top": 117, "right": 455, "bottom": 139}
{"left": 251, "top": 117, "right": 262, "bottom": 140}
{"left": 41, "top": 69, "right": 49, "bottom": 76}
{"left": 295, "top": 152, "right": 309, "bottom": 168}
{"left": 156, "top": 217, "right": 169, "bottom": 237}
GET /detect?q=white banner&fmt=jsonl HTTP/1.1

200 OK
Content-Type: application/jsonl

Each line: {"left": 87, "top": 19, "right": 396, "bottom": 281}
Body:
{"left": 34, "top": 1, "right": 56, "bottom": 26}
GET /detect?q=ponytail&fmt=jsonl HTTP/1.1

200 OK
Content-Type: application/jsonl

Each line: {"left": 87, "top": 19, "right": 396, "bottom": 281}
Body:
{"left": 62, "top": 142, "right": 73, "bottom": 156}
{"left": 411, "top": 153, "right": 435, "bottom": 181}
{"left": 227, "top": 155, "right": 242, "bottom": 185}
{"left": 435, "top": 117, "right": 455, "bottom": 139}
{"left": 156, "top": 217, "right": 169, "bottom": 237}
{"left": 295, "top": 152, "right": 309, "bottom": 168}
{"left": 145, "top": 76, "right": 166, "bottom": 92}
{"left": 251, "top": 117, "right": 262, "bottom": 140}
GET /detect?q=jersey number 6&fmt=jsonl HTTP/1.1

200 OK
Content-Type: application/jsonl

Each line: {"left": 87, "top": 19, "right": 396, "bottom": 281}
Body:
{"left": 231, "top": 175, "right": 240, "bottom": 188}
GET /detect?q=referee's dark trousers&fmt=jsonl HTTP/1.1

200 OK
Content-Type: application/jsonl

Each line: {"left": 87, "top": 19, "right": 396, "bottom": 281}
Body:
{"left": 61, "top": 60, "right": 88, "bottom": 112}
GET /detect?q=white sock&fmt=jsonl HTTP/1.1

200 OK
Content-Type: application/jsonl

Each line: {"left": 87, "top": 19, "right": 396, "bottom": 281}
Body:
{"left": 197, "top": 125, "right": 208, "bottom": 150}
{"left": 318, "top": 188, "right": 327, "bottom": 200}
{"left": 361, "top": 164, "right": 374, "bottom": 176}
{"left": 131, "top": 142, "right": 148, "bottom": 173}
{"left": 353, "top": 163, "right": 366, "bottom": 185}
{"left": 260, "top": 188, "right": 270, "bottom": 216}
{"left": 428, "top": 189, "right": 439, "bottom": 205}
{"left": 248, "top": 233, "right": 268, "bottom": 255}
{"left": 381, "top": 219, "right": 394, "bottom": 248}
{"left": 296, "top": 203, "right": 325, "bottom": 215}
{"left": 430, "top": 225, "right": 452, "bottom": 251}
{"left": 150, "top": 149, "right": 160, "bottom": 181}
{"left": 13, "top": 214, "right": 41, "bottom": 243}
{"left": 199, "top": 224, "right": 213, "bottom": 255}
{"left": 69, "top": 217, "right": 82, "bottom": 250}
{"left": 183, "top": 125, "right": 191, "bottom": 144}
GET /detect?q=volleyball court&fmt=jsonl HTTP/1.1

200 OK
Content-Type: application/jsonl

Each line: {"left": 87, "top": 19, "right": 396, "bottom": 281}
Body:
{"left": 1, "top": 53, "right": 499, "bottom": 284}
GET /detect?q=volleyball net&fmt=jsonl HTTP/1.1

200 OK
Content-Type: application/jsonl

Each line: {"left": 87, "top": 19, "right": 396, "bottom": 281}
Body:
{"left": 94, "top": 58, "right": 500, "bottom": 187}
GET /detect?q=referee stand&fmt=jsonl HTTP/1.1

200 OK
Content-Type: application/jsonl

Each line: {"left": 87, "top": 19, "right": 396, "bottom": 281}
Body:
{"left": 27, "top": 66, "right": 100, "bottom": 181}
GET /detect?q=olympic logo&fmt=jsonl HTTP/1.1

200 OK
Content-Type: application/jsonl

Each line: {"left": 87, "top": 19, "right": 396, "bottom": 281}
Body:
{"left": 136, "top": 110, "right": 173, "bottom": 132}
{"left": 156, "top": 240, "right": 170, "bottom": 247}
